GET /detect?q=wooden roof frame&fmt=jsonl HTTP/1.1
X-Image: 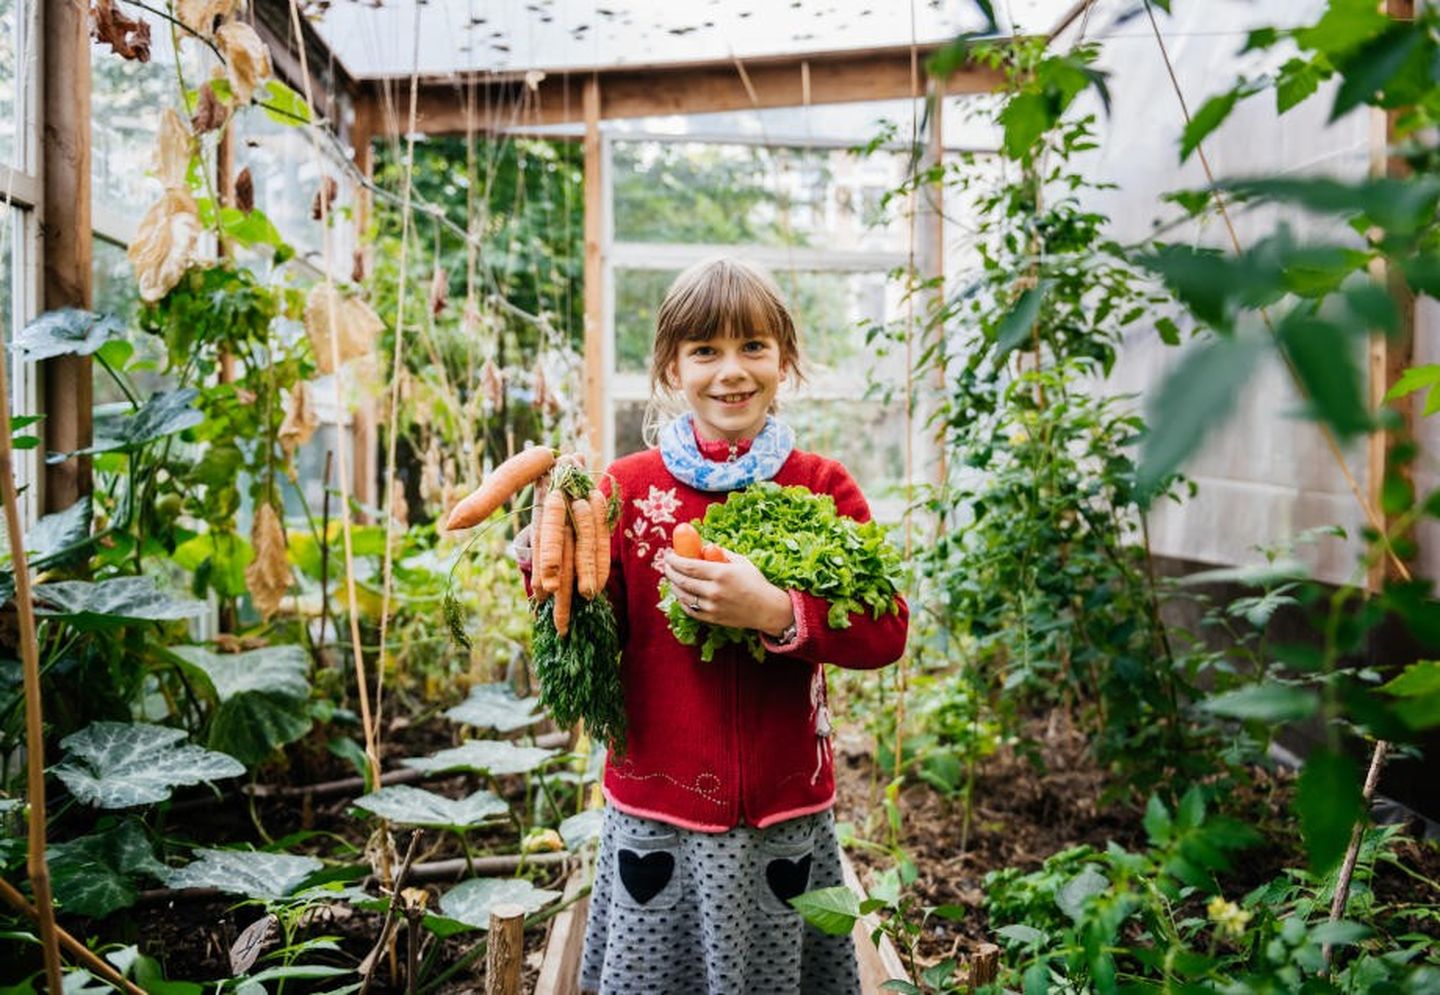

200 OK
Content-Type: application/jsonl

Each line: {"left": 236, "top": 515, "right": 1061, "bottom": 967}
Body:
{"left": 351, "top": 42, "right": 1004, "bottom": 136}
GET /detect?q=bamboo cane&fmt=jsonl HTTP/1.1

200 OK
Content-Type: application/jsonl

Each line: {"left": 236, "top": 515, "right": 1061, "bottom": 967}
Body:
{"left": 0, "top": 345, "right": 62, "bottom": 992}
{"left": 0, "top": 877, "right": 143, "bottom": 994}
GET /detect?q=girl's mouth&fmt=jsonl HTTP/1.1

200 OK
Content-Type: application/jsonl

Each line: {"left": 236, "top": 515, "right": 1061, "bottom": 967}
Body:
{"left": 712, "top": 391, "right": 757, "bottom": 408}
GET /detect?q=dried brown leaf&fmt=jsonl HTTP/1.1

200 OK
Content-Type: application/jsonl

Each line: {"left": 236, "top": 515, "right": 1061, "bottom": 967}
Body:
{"left": 215, "top": 20, "right": 271, "bottom": 105}
{"left": 428, "top": 266, "right": 448, "bottom": 316}
{"left": 191, "top": 82, "right": 228, "bottom": 133}
{"left": 304, "top": 284, "right": 384, "bottom": 374}
{"left": 176, "top": 0, "right": 239, "bottom": 37}
{"left": 311, "top": 176, "right": 339, "bottom": 221}
{"left": 233, "top": 166, "right": 254, "bottom": 212}
{"left": 127, "top": 188, "right": 201, "bottom": 303}
{"left": 245, "top": 502, "right": 291, "bottom": 619}
{"left": 156, "top": 108, "right": 193, "bottom": 189}
{"left": 91, "top": 0, "right": 152, "bottom": 62}
{"left": 278, "top": 381, "right": 318, "bottom": 457}
{"left": 481, "top": 357, "right": 504, "bottom": 410}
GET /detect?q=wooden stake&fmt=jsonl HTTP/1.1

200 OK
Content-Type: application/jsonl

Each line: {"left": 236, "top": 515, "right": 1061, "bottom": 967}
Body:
{"left": 582, "top": 75, "right": 604, "bottom": 462}
{"left": 968, "top": 942, "right": 1001, "bottom": 989}
{"left": 484, "top": 903, "right": 525, "bottom": 995}
{"left": 0, "top": 878, "right": 142, "bottom": 995}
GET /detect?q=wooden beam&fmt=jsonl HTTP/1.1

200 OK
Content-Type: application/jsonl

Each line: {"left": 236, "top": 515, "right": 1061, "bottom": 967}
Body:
{"left": 1368, "top": 0, "right": 1416, "bottom": 590}
{"left": 582, "top": 76, "right": 604, "bottom": 462}
{"left": 371, "top": 44, "right": 1004, "bottom": 136}
{"left": 41, "top": 0, "right": 93, "bottom": 513}
{"left": 350, "top": 95, "right": 379, "bottom": 516}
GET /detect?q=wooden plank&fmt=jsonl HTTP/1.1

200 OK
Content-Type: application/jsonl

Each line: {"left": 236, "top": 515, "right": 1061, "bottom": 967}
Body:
{"left": 41, "top": 0, "right": 93, "bottom": 512}
{"left": 583, "top": 76, "right": 605, "bottom": 462}
{"left": 535, "top": 860, "right": 590, "bottom": 995}
{"left": 380, "top": 44, "right": 1004, "bottom": 135}
{"left": 839, "top": 850, "right": 910, "bottom": 992}
{"left": 349, "top": 96, "right": 379, "bottom": 515}
{"left": 1367, "top": 0, "right": 1417, "bottom": 590}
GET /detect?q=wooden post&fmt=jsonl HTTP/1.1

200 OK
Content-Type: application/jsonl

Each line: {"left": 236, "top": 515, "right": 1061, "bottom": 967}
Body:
{"left": 968, "top": 943, "right": 1001, "bottom": 989}
{"left": 535, "top": 861, "right": 589, "bottom": 995}
{"left": 1367, "top": 0, "right": 1417, "bottom": 590}
{"left": 582, "top": 75, "right": 604, "bottom": 462}
{"left": 484, "top": 903, "right": 525, "bottom": 995}
{"left": 350, "top": 96, "right": 379, "bottom": 515}
{"left": 919, "top": 78, "right": 947, "bottom": 508}
{"left": 41, "top": 0, "right": 94, "bottom": 512}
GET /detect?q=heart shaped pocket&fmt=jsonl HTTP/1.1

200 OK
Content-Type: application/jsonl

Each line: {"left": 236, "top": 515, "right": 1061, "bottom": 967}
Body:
{"left": 618, "top": 849, "right": 675, "bottom": 905}
{"left": 765, "top": 854, "right": 813, "bottom": 905}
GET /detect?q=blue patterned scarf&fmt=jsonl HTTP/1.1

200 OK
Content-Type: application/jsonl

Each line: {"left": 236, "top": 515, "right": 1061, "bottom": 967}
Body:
{"left": 659, "top": 413, "right": 795, "bottom": 491}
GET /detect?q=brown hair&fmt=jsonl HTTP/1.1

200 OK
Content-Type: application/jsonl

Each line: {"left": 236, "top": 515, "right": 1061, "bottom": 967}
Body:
{"left": 649, "top": 256, "right": 805, "bottom": 394}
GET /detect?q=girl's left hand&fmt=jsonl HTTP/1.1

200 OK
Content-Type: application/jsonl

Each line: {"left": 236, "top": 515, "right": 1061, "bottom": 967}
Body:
{"left": 662, "top": 549, "right": 795, "bottom": 636}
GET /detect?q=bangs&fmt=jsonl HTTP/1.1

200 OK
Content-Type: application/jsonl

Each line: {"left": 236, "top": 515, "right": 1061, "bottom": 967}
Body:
{"left": 676, "top": 266, "right": 790, "bottom": 342}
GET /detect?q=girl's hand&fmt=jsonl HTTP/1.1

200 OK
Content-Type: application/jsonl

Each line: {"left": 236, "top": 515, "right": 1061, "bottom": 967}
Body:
{"left": 662, "top": 548, "right": 794, "bottom": 637}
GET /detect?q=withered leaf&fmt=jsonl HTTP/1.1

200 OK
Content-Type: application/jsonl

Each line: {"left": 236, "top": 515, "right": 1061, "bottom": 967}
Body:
{"left": 234, "top": 167, "right": 254, "bottom": 213}
{"left": 191, "top": 82, "right": 227, "bottom": 133}
{"left": 311, "top": 176, "right": 339, "bottom": 221}
{"left": 91, "top": 0, "right": 152, "bottom": 62}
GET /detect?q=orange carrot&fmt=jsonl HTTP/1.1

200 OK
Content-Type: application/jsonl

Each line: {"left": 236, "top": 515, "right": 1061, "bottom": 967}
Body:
{"left": 571, "top": 497, "right": 597, "bottom": 599}
{"left": 538, "top": 488, "right": 568, "bottom": 593}
{"left": 672, "top": 522, "right": 702, "bottom": 559}
{"left": 554, "top": 521, "right": 575, "bottom": 636}
{"left": 531, "top": 477, "right": 552, "bottom": 603}
{"left": 445, "top": 446, "right": 556, "bottom": 530}
{"left": 701, "top": 543, "right": 729, "bottom": 563}
{"left": 589, "top": 489, "right": 610, "bottom": 592}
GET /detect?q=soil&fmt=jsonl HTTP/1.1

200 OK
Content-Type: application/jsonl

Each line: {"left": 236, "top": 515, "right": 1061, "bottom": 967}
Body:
{"left": 829, "top": 710, "right": 1440, "bottom": 977}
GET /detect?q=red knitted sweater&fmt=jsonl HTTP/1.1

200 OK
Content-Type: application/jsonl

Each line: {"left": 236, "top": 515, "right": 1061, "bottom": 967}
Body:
{"left": 577, "top": 445, "right": 909, "bottom": 832}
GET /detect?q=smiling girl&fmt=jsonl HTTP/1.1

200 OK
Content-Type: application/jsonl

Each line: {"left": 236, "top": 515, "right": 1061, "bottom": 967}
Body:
{"left": 519, "top": 256, "right": 908, "bottom": 993}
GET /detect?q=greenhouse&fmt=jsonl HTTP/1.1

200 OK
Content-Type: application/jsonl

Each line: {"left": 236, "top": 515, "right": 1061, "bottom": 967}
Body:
{"left": 1, "top": 0, "right": 1438, "bottom": 991}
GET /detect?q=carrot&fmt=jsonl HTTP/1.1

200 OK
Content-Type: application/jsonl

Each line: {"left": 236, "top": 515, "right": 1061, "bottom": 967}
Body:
{"left": 571, "top": 497, "right": 597, "bottom": 599}
{"left": 589, "top": 489, "right": 610, "bottom": 592}
{"left": 445, "top": 446, "right": 556, "bottom": 530}
{"left": 672, "top": 522, "right": 702, "bottom": 559}
{"left": 701, "top": 543, "right": 728, "bottom": 563}
{"left": 554, "top": 521, "right": 575, "bottom": 636}
{"left": 531, "top": 476, "right": 552, "bottom": 603}
{"left": 538, "top": 488, "right": 568, "bottom": 593}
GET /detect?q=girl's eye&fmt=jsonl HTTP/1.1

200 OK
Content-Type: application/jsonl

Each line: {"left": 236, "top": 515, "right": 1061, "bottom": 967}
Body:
{"left": 743, "top": 340, "right": 768, "bottom": 353}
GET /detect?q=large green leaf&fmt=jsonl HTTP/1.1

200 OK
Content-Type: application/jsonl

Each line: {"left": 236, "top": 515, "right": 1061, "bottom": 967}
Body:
{"left": 166, "top": 644, "right": 314, "bottom": 765}
{"left": 443, "top": 683, "right": 544, "bottom": 733}
{"left": 12, "top": 309, "right": 127, "bottom": 362}
{"left": 1226, "top": 175, "right": 1440, "bottom": 237}
{"left": 993, "top": 281, "right": 1051, "bottom": 362}
{"left": 47, "top": 819, "right": 166, "bottom": 918}
{"left": 1056, "top": 866, "right": 1109, "bottom": 923}
{"left": 55, "top": 722, "right": 245, "bottom": 808}
{"left": 1180, "top": 90, "right": 1241, "bottom": 163}
{"left": 1137, "top": 334, "right": 1266, "bottom": 498}
{"left": 352, "top": 785, "right": 508, "bottom": 830}
{"left": 788, "top": 885, "right": 860, "bottom": 936}
{"left": 439, "top": 877, "right": 561, "bottom": 929}
{"left": 56, "top": 389, "right": 204, "bottom": 461}
{"left": 169, "top": 644, "right": 310, "bottom": 701}
{"left": 32, "top": 576, "right": 207, "bottom": 630}
{"left": 24, "top": 497, "right": 92, "bottom": 561}
{"left": 1330, "top": 24, "right": 1422, "bottom": 121}
{"left": 1203, "top": 684, "right": 1319, "bottom": 721}
{"left": 401, "top": 740, "right": 558, "bottom": 776}
{"left": 1297, "top": 749, "right": 1363, "bottom": 874}
{"left": 164, "top": 848, "right": 323, "bottom": 899}
{"left": 1276, "top": 313, "right": 1372, "bottom": 439}
{"left": 558, "top": 809, "right": 604, "bottom": 850}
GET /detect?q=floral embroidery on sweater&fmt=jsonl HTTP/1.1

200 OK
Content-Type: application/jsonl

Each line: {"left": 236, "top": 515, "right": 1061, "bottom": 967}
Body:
{"left": 626, "top": 484, "right": 682, "bottom": 573}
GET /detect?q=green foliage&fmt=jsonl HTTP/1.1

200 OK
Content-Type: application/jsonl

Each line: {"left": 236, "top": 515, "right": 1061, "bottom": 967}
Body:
{"left": 659, "top": 481, "right": 904, "bottom": 662}
{"left": 166, "top": 644, "right": 314, "bottom": 765}
{"left": 531, "top": 594, "right": 627, "bottom": 752}
{"left": 161, "top": 848, "right": 323, "bottom": 900}
{"left": 53, "top": 722, "right": 245, "bottom": 809}
{"left": 46, "top": 819, "right": 166, "bottom": 918}
{"left": 439, "top": 877, "right": 562, "bottom": 930}
{"left": 351, "top": 784, "right": 508, "bottom": 830}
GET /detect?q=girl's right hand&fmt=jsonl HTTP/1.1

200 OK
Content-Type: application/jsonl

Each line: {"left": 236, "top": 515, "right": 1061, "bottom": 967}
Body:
{"left": 512, "top": 523, "right": 534, "bottom": 569}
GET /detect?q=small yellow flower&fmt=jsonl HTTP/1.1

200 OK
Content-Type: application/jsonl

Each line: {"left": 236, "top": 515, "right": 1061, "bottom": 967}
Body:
{"left": 522, "top": 828, "right": 565, "bottom": 854}
{"left": 1009, "top": 429, "right": 1028, "bottom": 446}
{"left": 1207, "top": 895, "right": 1252, "bottom": 938}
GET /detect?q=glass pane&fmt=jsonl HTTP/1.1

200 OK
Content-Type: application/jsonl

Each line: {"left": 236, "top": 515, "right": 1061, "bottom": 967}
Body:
{"left": 233, "top": 111, "right": 345, "bottom": 268}
{"left": 784, "top": 398, "right": 906, "bottom": 500}
{"left": 614, "top": 399, "right": 650, "bottom": 461}
{"left": 615, "top": 266, "right": 902, "bottom": 380}
{"left": 91, "top": 5, "right": 194, "bottom": 226}
{"left": 0, "top": 0, "right": 18, "bottom": 168}
{"left": 612, "top": 141, "right": 910, "bottom": 252}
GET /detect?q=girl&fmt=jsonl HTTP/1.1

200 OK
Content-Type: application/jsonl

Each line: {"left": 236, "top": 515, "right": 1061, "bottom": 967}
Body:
{"left": 520, "top": 256, "right": 908, "bottom": 994}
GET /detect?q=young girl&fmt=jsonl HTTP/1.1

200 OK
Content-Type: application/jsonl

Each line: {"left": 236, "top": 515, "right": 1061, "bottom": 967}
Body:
{"left": 521, "top": 256, "right": 908, "bottom": 994}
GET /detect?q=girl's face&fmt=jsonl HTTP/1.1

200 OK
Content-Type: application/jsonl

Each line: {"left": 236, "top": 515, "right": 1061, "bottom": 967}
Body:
{"left": 667, "top": 333, "right": 787, "bottom": 442}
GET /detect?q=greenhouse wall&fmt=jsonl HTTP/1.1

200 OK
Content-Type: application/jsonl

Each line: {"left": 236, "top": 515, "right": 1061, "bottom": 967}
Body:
{"left": 1055, "top": 0, "right": 1381, "bottom": 585}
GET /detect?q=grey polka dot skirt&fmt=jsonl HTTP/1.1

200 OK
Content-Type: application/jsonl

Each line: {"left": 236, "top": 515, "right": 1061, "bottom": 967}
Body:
{"left": 579, "top": 807, "right": 861, "bottom": 994}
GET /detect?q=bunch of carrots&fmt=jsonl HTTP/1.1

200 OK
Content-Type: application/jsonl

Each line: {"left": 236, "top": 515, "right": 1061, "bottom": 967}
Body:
{"left": 443, "top": 445, "right": 615, "bottom": 634}
{"left": 443, "top": 444, "right": 627, "bottom": 749}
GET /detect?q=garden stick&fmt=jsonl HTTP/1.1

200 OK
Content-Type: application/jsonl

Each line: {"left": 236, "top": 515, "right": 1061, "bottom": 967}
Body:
{"left": 1324, "top": 739, "right": 1391, "bottom": 970}
{"left": 0, "top": 877, "right": 142, "bottom": 994}
{"left": 1142, "top": 6, "right": 1400, "bottom": 963}
{"left": 484, "top": 903, "right": 525, "bottom": 995}
{"left": 0, "top": 314, "right": 61, "bottom": 993}
{"left": 284, "top": 0, "right": 387, "bottom": 887}
{"left": 358, "top": 829, "right": 424, "bottom": 995}
{"left": 967, "top": 942, "right": 1001, "bottom": 989}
